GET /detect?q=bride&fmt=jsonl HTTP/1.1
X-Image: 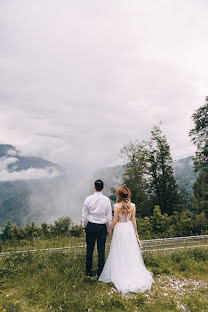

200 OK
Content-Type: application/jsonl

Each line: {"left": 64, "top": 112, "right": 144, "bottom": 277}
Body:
{"left": 98, "top": 185, "right": 154, "bottom": 294}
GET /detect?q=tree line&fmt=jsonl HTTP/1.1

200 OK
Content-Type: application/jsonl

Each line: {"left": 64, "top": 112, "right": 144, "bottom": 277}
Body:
{"left": 0, "top": 217, "right": 83, "bottom": 243}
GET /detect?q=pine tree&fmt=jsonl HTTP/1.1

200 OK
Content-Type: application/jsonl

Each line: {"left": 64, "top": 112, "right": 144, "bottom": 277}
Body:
{"left": 189, "top": 97, "right": 208, "bottom": 215}
{"left": 148, "top": 126, "right": 182, "bottom": 215}
{"left": 192, "top": 171, "right": 208, "bottom": 216}
{"left": 120, "top": 141, "right": 151, "bottom": 217}
{"left": 189, "top": 96, "right": 208, "bottom": 172}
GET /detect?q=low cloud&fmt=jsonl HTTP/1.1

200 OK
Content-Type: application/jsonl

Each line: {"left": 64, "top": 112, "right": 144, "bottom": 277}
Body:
{"left": 0, "top": 157, "right": 18, "bottom": 171}
{"left": 1, "top": 0, "right": 207, "bottom": 168}
{"left": 0, "top": 155, "right": 60, "bottom": 182}
{"left": 0, "top": 167, "right": 60, "bottom": 182}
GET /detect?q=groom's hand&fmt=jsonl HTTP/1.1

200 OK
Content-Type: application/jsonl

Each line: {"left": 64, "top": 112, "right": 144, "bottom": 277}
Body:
{"left": 83, "top": 229, "right": 86, "bottom": 235}
{"left": 108, "top": 230, "right": 112, "bottom": 236}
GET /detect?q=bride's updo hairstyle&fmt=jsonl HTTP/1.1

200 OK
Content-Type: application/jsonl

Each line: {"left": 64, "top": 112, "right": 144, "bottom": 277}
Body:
{"left": 115, "top": 185, "right": 132, "bottom": 215}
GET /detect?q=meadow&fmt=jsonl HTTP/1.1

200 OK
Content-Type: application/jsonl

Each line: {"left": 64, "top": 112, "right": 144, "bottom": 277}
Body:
{"left": 0, "top": 236, "right": 208, "bottom": 312}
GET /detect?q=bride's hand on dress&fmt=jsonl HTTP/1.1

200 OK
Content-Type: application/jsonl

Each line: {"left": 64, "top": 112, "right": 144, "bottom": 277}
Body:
{"left": 136, "top": 233, "right": 143, "bottom": 248}
{"left": 138, "top": 240, "right": 143, "bottom": 248}
{"left": 138, "top": 238, "right": 143, "bottom": 249}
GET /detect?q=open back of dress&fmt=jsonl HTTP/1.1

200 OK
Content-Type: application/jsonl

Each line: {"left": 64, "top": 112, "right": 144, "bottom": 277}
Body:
{"left": 117, "top": 202, "right": 133, "bottom": 222}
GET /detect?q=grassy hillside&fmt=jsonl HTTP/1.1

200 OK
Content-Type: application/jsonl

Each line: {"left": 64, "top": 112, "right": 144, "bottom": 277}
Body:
{"left": 0, "top": 241, "right": 208, "bottom": 312}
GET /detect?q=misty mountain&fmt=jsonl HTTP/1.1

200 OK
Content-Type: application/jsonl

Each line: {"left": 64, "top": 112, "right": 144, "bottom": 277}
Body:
{"left": 0, "top": 144, "right": 61, "bottom": 172}
{"left": 0, "top": 144, "right": 63, "bottom": 227}
{"left": 173, "top": 156, "right": 198, "bottom": 195}
{"left": 0, "top": 144, "right": 198, "bottom": 228}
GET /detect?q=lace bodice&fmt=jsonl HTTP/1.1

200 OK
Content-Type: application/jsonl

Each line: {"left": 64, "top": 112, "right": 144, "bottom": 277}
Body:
{"left": 114, "top": 203, "right": 135, "bottom": 222}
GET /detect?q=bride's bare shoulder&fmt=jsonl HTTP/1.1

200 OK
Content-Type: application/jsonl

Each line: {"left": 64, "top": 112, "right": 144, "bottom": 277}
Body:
{"left": 127, "top": 202, "right": 134, "bottom": 213}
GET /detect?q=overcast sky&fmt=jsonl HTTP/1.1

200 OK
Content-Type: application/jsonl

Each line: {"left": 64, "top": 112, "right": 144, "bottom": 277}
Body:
{"left": 1, "top": 0, "right": 208, "bottom": 169}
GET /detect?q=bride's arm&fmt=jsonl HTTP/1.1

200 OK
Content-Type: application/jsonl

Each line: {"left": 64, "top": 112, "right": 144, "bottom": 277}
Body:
{"left": 107, "top": 206, "right": 119, "bottom": 235}
{"left": 131, "top": 204, "right": 138, "bottom": 238}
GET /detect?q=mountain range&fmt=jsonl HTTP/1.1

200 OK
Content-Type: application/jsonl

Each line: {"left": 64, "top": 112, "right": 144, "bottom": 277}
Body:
{"left": 0, "top": 144, "right": 62, "bottom": 227}
{"left": 0, "top": 144, "right": 197, "bottom": 227}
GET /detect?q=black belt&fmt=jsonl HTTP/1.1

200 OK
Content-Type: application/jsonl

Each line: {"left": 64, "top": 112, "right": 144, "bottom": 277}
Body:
{"left": 88, "top": 221, "right": 106, "bottom": 225}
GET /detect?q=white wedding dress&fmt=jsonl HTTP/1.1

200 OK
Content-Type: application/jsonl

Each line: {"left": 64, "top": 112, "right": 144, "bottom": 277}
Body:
{"left": 98, "top": 203, "right": 154, "bottom": 294}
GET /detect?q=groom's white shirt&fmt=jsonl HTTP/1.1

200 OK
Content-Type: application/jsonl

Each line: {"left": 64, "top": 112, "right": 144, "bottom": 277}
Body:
{"left": 82, "top": 192, "right": 112, "bottom": 228}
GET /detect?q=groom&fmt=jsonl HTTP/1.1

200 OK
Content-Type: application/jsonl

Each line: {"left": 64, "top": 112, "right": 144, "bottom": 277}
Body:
{"left": 82, "top": 179, "right": 112, "bottom": 277}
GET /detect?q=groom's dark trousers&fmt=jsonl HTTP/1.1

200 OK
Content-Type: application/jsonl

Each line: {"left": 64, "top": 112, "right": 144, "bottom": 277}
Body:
{"left": 86, "top": 221, "right": 107, "bottom": 276}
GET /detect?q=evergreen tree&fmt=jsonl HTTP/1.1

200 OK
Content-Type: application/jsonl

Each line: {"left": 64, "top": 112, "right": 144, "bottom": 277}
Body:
{"left": 192, "top": 171, "right": 208, "bottom": 216}
{"left": 148, "top": 126, "right": 182, "bottom": 215}
{"left": 189, "top": 97, "right": 208, "bottom": 216}
{"left": 120, "top": 141, "right": 150, "bottom": 217}
{"left": 189, "top": 96, "right": 208, "bottom": 172}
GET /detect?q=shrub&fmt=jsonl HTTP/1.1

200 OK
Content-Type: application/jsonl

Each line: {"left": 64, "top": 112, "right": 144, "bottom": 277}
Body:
{"left": 41, "top": 221, "right": 50, "bottom": 236}
{"left": 52, "top": 216, "right": 72, "bottom": 236}
{"left": 70, "top": 225, "right": 83, "bottom": 237}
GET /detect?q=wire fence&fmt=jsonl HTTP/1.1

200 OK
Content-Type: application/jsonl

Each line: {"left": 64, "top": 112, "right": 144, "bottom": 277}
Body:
{"left": 1, "top": 234, "right": 208, "bottom": 257}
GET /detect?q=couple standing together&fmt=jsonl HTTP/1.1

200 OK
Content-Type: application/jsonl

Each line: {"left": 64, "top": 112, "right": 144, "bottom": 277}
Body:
{"left": 82, "top": 179, "right": 154, "bottom": 294}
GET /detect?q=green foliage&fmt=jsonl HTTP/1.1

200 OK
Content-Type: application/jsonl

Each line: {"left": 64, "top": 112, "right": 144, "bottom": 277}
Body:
{"left": 138, "top": 206, "right": 208, "bottom": 239}
{"left": 1, "top": 217, "right": 80, "bottom": 243}
{"left": 41, "top": 221, "right": 50, "bottom": 236}
{"left": 189, "top": 96, "right": 208, "bottom": 172}
{"left": 189, "top": 97, "right": 208, "bottom": 217}
{"left": 0, "top": 220, "right": 12, "bottom": 242}
{"left": 192, "top": 171, "right": 208, "bottom": 216}
{"left": 70, "top": 225, "right": 83, "bottom": 237}
{"left": 50, "top": 216, "right": 72, "bottom": 237}
{"left": 150, "top": 205, "right": 169, "bottom": 234}
{"left": 2, "top": 205, "right": 208, "bottom": 244}
{"left": 24, "top": 222, "right": 40, "bottom": 238}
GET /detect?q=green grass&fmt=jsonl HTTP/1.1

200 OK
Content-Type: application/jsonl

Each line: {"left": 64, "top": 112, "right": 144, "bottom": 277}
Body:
{"left": 1, "top": 236, "right": 86, "bottom": 253}
{"left": 0, "top": 244, "right": 208, "bottom": 312}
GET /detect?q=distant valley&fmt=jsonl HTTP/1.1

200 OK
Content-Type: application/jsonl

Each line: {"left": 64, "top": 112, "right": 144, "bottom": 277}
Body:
{"left": 0, "top": 144, "right": 197, "bottom": 227}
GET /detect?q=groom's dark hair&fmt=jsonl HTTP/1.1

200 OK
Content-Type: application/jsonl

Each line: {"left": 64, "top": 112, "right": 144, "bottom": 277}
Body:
{"left": 95, "top": 179, "right": 104, "bottom": 191}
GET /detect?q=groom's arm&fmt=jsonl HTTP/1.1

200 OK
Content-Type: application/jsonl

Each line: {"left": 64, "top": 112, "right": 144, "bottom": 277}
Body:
{"left": 108, "top": 205, "right": 118, "bottom": 235}
{"left": 106, "top": 199, "right": 112, "bottom": 228}
{"left": 82, "top": 198, "right": 89, "bottom": 233}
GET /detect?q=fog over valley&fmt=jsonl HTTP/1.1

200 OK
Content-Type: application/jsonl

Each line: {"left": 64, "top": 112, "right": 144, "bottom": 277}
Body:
{"left": 0, "top": 144, "right": 197, "bottom": 227}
